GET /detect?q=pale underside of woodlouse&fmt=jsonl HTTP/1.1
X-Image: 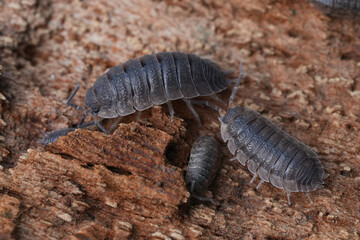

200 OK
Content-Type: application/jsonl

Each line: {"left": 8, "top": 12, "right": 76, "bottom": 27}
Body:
{"left": 185, "top": 135, "right": 222, "bottom": 205}
{"left": 192, "top": 65, "right": 328, "bottom": 205}
{"left": 66, "top": 51, "right": 232, "bottom": 130}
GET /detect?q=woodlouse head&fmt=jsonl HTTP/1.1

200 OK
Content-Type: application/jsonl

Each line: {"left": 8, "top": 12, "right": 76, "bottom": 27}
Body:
{"left": 85, "top": 74, "right": 119, "bottom": 118}
{"left": 85, "top": 87, "right": 101, "bottom": 116}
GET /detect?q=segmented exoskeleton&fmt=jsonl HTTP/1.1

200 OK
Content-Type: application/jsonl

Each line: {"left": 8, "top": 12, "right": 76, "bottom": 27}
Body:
{"left": 186, "top": 135, "right": 222, "bottom": 204}
{"left": 67, "top": 52, "right": 232, "bottom": 129}
{"left": 193, "top": 66, "right": 328, "bottom": 205}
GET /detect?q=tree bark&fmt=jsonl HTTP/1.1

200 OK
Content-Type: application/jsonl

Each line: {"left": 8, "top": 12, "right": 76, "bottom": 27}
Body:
{"left": 0, "top": 0, "right": 359, "bottom": 239}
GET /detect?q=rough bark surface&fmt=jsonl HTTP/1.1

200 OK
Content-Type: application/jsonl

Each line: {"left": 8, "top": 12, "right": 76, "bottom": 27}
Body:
{"left": 0, "top": 0, "right": 359, "bottom": 239}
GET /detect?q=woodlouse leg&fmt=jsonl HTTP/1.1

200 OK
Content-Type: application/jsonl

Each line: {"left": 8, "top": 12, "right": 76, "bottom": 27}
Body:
{"left": 250, "top": 173, "right": 258, "bottom": 183}
{"left": 228, "top": 63, "right": 244, "bottom": 107}
{"left": 78, "top": 121, "right": 110, "bottom": 134}
{"left": 306, "top": 192, "right": 313, "bottom": 204}
{"left": 183, "top": 98, "right": 201, "bottom": 126}
{"left": 77, "top": 108, "right": 91, "bottom": 127}
{"left": 286, "top": 192, "right": 292, "bottom": 206}
{"left": 229, "top": 157, "right": 237, "bottom": 161}
{"left": 167, "top": 101, "right": 175, "bottom": 122}
{"left": 109, "top": 116, "right": 123, "bottom": 133}
{"left": 66, "top": 83, "right": 84, "bottom": 111}
{"left": 190, "top": 100, "right": 223, "bottom": 113}
{"left": 136, "top": 111, "right": 142, "bottom": 121}
{"left": 256, "top": 180, "right": 264, "bottom": 190}
{"left": 208, "top": 94, "right": 226, "bottom": 106}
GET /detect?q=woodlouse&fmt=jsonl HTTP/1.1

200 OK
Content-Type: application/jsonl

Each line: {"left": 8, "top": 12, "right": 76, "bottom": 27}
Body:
{"left": 193, "top": 66, "right": 328, "bottom": 205}
{"left": 185, "top": 135, "right": 222, "bottom": 205}
{"left": 67, "top": 52, "right": 232, "bottom": 128}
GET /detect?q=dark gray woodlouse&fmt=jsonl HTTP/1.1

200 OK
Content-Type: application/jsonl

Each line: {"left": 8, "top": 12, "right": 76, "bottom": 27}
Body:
{"left": 193, "top": 66, "right": 328, "bottom": 205}
{"left": 221, "top": 106, "right": 327, "bottom": 205}
{"left": 67, "top": 52, "right": 232, "bottom": 127}
{"left": 186, "top": 135, "right": 222, "bottom": 205}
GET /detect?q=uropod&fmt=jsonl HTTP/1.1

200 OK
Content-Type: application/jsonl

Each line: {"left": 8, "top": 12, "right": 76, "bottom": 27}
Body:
{"left": 193, "top": 66, "right": 328, "bottom": 205}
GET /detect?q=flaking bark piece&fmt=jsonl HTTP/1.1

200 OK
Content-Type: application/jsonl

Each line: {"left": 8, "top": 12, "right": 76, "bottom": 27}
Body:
{"left": 46, "top": 121, "right": 189, "bottom": 206}
{"left": 0, "top": 120, "right": 189, "bottom": 239}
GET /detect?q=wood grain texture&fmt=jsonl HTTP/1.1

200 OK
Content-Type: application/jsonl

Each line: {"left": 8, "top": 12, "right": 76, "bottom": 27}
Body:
{"left": 0, "top": 0, "right": 359, "bottom": 239}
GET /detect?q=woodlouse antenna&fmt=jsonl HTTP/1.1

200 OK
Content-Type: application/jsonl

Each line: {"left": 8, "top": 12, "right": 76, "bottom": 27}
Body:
{"left": 66, "top": 83, "right": 84, "bottom": 111}
{"left": 39, "top": 117, "right": 110, "bottom": 146}
{"left": 183, "top": 98, "right": 201, "bottom": 126}
{"left": 78, "top": 108, "right": 91, "bottom": 127}
{"left": 65, "top": 84, "right": 110, "bottom": 133}
{"left": 228, "top": 63, "right": 244, "bottom": 108}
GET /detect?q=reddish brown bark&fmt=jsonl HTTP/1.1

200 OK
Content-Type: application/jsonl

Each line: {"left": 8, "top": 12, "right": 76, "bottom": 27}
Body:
{"left": 0, "top": 0, "right": 359, "bottom": 239}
